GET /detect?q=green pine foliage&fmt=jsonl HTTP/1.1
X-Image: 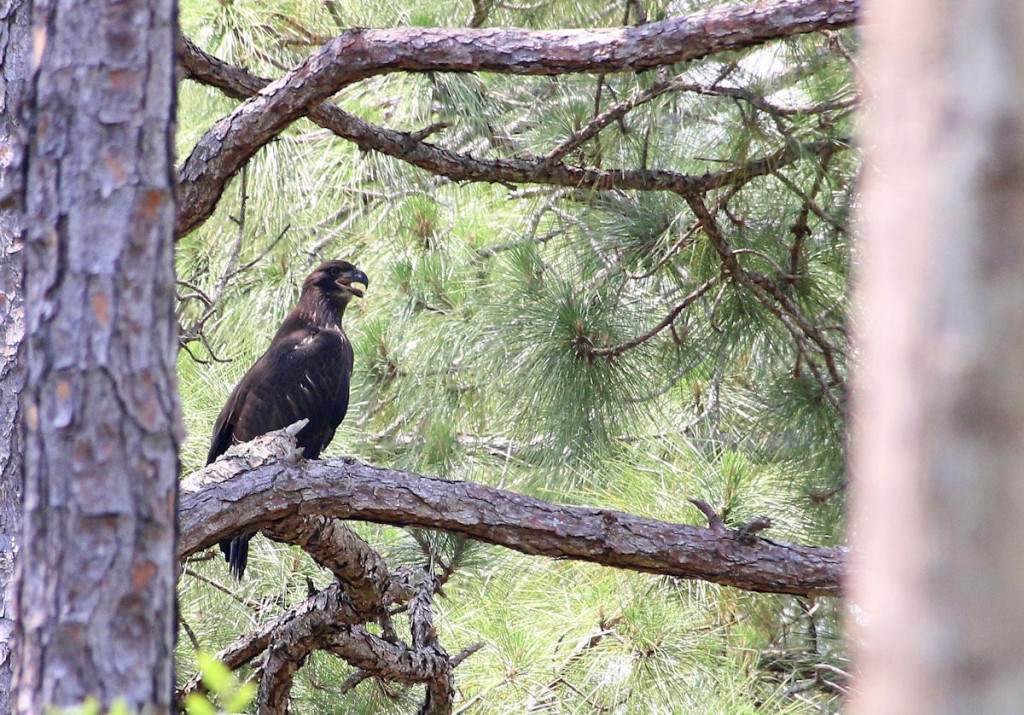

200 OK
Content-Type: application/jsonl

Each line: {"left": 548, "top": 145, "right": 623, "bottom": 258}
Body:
{"left": 176, "top": 0, "right": 855, "bottom": 711}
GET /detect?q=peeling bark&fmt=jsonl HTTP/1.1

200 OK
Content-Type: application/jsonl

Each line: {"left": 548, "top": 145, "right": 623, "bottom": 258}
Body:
{"left": 182, "top": 430, "right": 844, "bottom": 597}
{"left": 176, "top": 0, "right": 858, "bottom": 236}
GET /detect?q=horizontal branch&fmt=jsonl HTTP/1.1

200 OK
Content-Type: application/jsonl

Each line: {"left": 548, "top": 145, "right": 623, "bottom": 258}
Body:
{"left": 181, "top": 34, "right": 847, "bottom": 210}
{"left": 176, "top": 0, "right": 858, "bottom": 236}
{"left": 178, "top": 35, "right": 848, "bottom": 237}
{"left": 180, "top": 429, "right": 845, "bottom": 597}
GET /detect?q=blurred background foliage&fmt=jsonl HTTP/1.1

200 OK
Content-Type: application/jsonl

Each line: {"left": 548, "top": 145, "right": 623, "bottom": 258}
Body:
{"left": 175, "top": 0, "right": 856, "bottom": 711}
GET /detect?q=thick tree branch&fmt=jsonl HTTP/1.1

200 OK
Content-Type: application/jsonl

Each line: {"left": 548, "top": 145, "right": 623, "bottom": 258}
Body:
{"left": 257, "top": 635, "right": 310, "bottom": 715}
{"left": 179, "top": 32, "right": 847, "bottom": 232}
{"left": 180, "top": 428, "right": 842, "bottom": 710}
{"left": 179, "top": 579, "right": 364, "bottom": 700}
{"left": 180, "top": 429, "right": 844, "bottom": 597}
{"left": 322, "top": 627, "right": 451, "bottom": 686}
{"left": 262, "top": 515, "right": 399, "bottom": 615}
{"left": 251, "top": 580, "right": 453, "bottom": 715}
{"left": 409, "top": 572, "right": 453, "bottom": 715}
{"left": 176, "top": 0, "right": 857, "bottom": 236}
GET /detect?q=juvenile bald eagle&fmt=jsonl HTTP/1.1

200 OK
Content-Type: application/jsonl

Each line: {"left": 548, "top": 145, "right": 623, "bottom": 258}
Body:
{"left": 207, "top": 260, "right": 368, "bottom": 578}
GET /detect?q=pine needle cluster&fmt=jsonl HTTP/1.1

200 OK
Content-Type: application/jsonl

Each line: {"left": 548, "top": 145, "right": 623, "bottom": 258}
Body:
{"left": 176, "top": 0, "right": 856, "bottom": 711}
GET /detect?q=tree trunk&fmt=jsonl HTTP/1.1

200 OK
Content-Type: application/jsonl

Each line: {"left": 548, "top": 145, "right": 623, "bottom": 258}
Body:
{"left": 852, "top": 0, "right": 1024, "bottom": 711}
{"left": 0, "top": 0, "right": 30, "bottom": 709}
{"left": 12, "top": 0, "right": 180, "bottom": 707}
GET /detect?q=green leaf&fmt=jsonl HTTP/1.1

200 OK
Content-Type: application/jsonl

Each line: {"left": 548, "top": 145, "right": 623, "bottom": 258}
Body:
{"left": 225, "top": 681, "right": 257, "bottom": 712}
{"left": 196, "top": 651, "right": 233, "bottom": 695}
{"left": 183, "top": 693, "right": 218, "bottom": 715}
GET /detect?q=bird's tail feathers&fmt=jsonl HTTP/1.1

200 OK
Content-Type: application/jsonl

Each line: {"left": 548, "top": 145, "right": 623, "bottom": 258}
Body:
{"left": 219, "top": 535, "right": 251, "bottom": 580}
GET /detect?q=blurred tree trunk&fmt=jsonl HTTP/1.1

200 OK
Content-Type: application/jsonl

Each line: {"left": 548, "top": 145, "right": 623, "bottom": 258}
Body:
{"left": 12, "top": 0, "right": 180, "bottom": 708}
{"left": 0, "top": 0, "right": 29, "bottom": 710}
{"left": 853, "top": 0, "right": 1024, "bottom": 712}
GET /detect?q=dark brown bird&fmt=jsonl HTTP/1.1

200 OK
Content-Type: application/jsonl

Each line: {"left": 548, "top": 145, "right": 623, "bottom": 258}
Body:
{"left": 206, "top": 260, "right": 368, "bottom": 578}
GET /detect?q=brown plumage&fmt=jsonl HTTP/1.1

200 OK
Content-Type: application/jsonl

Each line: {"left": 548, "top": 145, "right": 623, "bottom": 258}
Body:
{"left": 206, "top": 260, "right": 368, "bottom": 578}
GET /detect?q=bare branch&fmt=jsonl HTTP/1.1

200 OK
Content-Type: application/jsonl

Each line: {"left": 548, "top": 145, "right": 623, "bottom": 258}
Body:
{"left": 689, "top": 498, "right": 727, "bottom": 532}
{"left": 682, "top": 192, "right": 847, "bottom": 410}
{"left": 179, "top": 579, "right": 364, "bottom": 701}
{"left": 323, "top": 626, "right": 451, "bottom": 684}
{"left": 175, "top": 0, "right": 857, "bottom": 236}
{"left": 469, "top": 0, "right": 492, "bottom": 28}
{"left": 182, "top": 429, "right": 845, "bottom": 597}
{"left": 337, "top": 642, "right": 483, "bottom": 699}
{"left": 736, "top": 516, "right": 773, "bottom": 541}
{"left": 178, "top": 35, "right": 848, "bottom": 237}
{"left": 589, "top": 275, "right": 720, "bottom": 359}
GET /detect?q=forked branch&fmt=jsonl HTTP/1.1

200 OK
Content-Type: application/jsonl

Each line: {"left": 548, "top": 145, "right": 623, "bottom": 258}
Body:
{"left": 178, "top": 427, "right": 843, "bottom": 713}
{"left": 176, "top": 0, "right": 858, "bottom": 235}
{"left": 180, "top": 428, "right": 845, "bottom": 597}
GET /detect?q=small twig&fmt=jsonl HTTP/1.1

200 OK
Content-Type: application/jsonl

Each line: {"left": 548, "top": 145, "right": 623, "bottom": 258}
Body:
{"left": 321, "top": 0, "right": 345, "bottom": 30}
{"left": 271, "top": 14, "right": 330, "bottom": 45}
{"left": 451, "top": 642, "right": 485, "bottom": 668}
{"left": 815, "top": 662, "right": 852, "bottom": 680}
{"left": 338, "top": 669, "right": 372, "bottom": 694}
{"left": 735, "top": 516, "right": 772, "bottom": 542}
{"left": 589, "top": 276, "right": 720, "bottom": 359}
{"left": 180, "top": 613, "right": 202, "bottom": 652}
{"left": 808, "top": 480, "right": 846, "bottom": 504}
{"left": 178, "top": 340, "right": 213, "bottom": 366}
{"left": 731, "top": 248, "right": 800, "bottom": 281}
{"left": 689, "top": 498, "right": 725, "bottom": 532}
{"left": 624, "top": 349, "right": 710, "bottom": 404}
{"left": 468, "top": 0, "right": 491, "bottom": 27}
{"left": 196, "top": 331, "right": 232, "bottom": 364}
{"left": 184, "top": 566, "right": 262, "bottom": 612}
{"left": 176, "top": 279, "right": 216, "bottom": 308}
{"left": 409, "top": 122, "right": 452, "bottom": 143}
{"left": 623, "top": 0, "right": 647, "bottom": 25}
{"left": 682, "top": 192, "right": 846, "bottom": 411}
{"left": 184, "top": 551, "right": 218, "bottom": 563}
{"left": 225, "top": 224, "right": 291, "bottom": 281}
{"left": 624, "top": 218, "right": 702, "bottom": 280}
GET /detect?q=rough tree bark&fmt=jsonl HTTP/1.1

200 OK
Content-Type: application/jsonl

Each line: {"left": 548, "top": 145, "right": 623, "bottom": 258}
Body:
{"left": 12, "top": 0, "right": 180, "bottom": 708}
{"left": 177, "top": 432, "right": 841, "bottom": 713}
{"left": 852, "top": 0, "right": 1024, "bottom": 712}
{"left": 181, "top": 430, "right": 844, "bottom": 597}
{"left": 0, "top": 0, "right": 29, "bottom": 709}
{"left": 176, "top": 0, "right": 858, "bottom": 236}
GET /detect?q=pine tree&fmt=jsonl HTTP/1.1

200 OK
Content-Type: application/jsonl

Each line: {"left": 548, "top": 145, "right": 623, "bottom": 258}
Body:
{"left": 174, "top": 0, "right": 856, "bottom": 711}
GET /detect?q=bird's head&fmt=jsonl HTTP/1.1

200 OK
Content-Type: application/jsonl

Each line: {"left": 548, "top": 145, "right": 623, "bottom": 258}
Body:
{"left": 306, "top": 260, "right": 369, "bottom": 302}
